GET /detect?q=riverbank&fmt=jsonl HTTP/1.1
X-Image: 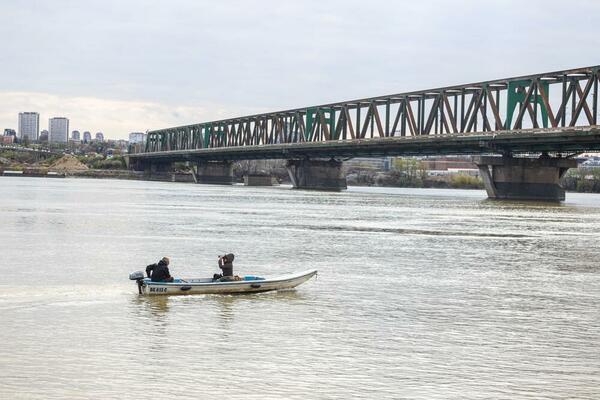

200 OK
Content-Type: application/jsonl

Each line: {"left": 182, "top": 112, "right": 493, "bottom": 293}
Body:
{"left": 345, "top": 170, "right": 484, "bottom": 189}
{"left": 0, "top": 168, "right": 140, "bottom": 180}
{"left": 4, "top": 167, "right": 599, "bottom": 194}
{"left": 3, "top": 151, "right": 600, "bottom": 192}
{"left": 0, "top": 168, "right": 195, "bottom": 182}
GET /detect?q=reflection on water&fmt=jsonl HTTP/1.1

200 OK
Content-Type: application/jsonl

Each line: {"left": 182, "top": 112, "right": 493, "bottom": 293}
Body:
{"left": 134, "top": 295, "right": 171, "bottom": 319}
{"left": 131, "top": 289, "right": 309, "bottom": 337}
{"left": 479, "top": 198, "right": 569, "bottom": 208}
{"left": 1, "top": 178, "right": 599, "bottom": 399}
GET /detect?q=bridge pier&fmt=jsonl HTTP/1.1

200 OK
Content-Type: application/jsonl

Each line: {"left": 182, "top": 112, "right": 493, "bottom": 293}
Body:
{"left": 196, "top": 161, "right": 234, "bottom": 185}
{"left": 244, "top": 174, "right": 275, "bottom": 186}
{"left": 243, "top": 160, "right": 275, "bottom": 186}
{"left": 146, "top": 161, "right": 172, "bottom": 174}
{"left": 475, "top": 156, "right": 576, "bottom": 201}
{"left": 286, "top": 158, "right": 347, "bottom": 191}
{"left": 143, "top": 160, "right": 175, "bottom": 180}
{"left": 126, "top": 158, "right": 146, "bottom": 172}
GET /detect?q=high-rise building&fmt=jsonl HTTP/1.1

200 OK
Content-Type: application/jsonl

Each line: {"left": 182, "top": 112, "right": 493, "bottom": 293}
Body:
{"left": 83, "top": 131, "right": 92, "bottom": 143}
{"left": 95, "top": 132, "right": 104, "bottom": 142}
{"left": 49, "top": 117, "right": 69, "bottom": 143}
{"left": 18, "top": 112, "right": 40, "bottom": 141}
{"left": 71, "top": 130, "right": 81, "bottom": 140}
{"left": 128, "top": 132, "right": 146, "bottom": 144}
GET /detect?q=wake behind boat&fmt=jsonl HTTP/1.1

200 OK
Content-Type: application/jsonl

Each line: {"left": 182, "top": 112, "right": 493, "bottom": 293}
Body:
{"left": 129, "top": 269, "right": 317, "bottom": 295}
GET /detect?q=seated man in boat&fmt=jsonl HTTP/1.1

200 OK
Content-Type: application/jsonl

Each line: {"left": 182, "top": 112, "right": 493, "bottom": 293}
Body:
{"left": 146, "top": 257, "right": 174, "bottom": 282}
{"left": 215, "top": 253, "right": 235, "bottom": 281}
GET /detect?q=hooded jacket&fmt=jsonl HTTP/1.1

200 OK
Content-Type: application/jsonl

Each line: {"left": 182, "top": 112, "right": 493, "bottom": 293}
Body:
{"left": 218, "top": 253, "right": 235, "bottom": 277}
{"left": 146, "top": 259, "right": 172, "bottom": 282}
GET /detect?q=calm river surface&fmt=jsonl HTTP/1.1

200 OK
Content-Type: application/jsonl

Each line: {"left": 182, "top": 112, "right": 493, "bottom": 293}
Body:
{"left": 1, "top": 178, "right": 599, "bottom": 399}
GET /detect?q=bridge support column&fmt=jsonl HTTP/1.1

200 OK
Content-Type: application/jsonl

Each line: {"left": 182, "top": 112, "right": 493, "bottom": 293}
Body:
{"left": 244, "top": 174, "right": 275, "bottom": 186}
{"left": 244, "top": 160, "right": 275, "bottom": 186}
{"left": 142, "top": 161, "right": 175, "bottom": 180}
{"left": 475, "top": 156, "right": 576, "bottom": 201}
{"left": 286, "top": 159, "right": 347, "bottom": 191}
{"left": 126, "top": 156, "right": 145, "bottom": 171}
{"left": 196, "top": 161, "right": 234, "bottom": 185}
{"left": 148, "top": 161, "right": 172, "bottom": 173}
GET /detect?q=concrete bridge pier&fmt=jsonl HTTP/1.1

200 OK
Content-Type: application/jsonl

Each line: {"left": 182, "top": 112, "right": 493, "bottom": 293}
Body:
{"left": 196, "top": 160, "right": 234, "bottom": 185}
{"left": 244, "top": 160, "right": 275, "bottom": 186}
{"left": 125, "top": 157, "right": 143, "bottom": 172}
{"left": 143, "top": 160, "right": 174, "bottom": 180}
{"left": 244, "top": 174, "right": 275, "bottom": 186}
{"left": 475, "top": 156, "right": 576, "bottom": 201}
{"left": 147, "top": 161, "right": 172, "bottom": 174}
{"left": 286, "top": 158, "right": 347, "bottom": 191}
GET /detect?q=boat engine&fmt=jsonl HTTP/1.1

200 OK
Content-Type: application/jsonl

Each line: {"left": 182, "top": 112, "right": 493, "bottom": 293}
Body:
{"left": 129, "top": 271, "right": 145, "bottom": 294}
{"left": 129, "top": 271, "right": 144, "bottom": 280}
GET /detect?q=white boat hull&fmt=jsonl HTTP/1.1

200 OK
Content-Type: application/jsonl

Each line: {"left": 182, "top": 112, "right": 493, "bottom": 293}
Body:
{"left": 138, "top": 269, "right": 317, "bottom": 296}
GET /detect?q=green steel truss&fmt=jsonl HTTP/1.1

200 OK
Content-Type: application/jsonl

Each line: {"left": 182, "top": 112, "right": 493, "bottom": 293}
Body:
{"left": 143, "top": 66, "right": 600, "bottom": 153}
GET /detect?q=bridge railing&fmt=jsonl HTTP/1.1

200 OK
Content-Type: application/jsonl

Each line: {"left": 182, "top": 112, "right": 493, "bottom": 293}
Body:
{"left": 143, "top": 66, "right": 599, "bottom": 153}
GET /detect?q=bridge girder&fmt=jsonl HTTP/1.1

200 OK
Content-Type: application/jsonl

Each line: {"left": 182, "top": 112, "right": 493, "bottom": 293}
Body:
{"left": 137, "top": 65, "right": 600, "bottom": 158}
{"left": 129, "top": 126, "right": 600, "bottom": 163}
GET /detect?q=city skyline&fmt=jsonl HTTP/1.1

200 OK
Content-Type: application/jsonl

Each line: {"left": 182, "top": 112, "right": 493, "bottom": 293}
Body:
{"left": 2, "top": 0, "right": 599, "bottom": 140}
{"left": 8, "top": 111, "right": 112, "bottom": 142}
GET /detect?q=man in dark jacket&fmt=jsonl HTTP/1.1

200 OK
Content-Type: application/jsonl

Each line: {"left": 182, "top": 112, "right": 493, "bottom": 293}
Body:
{"left": 217, "top": 253, "right": 235, "bottom": 280}
{"left": 146, "top": 257, "right": 174, "bottom": 282}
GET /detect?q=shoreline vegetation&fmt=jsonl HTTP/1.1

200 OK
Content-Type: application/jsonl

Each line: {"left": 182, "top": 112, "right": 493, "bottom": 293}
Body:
{"left": 562, "top": 168, "right": 600, "bottom": 193}
{"left": 2, "top": 150, "right": 600, "bottom": 193}
{"left": 345, "top": 158, "right": 484, "bottom": 190}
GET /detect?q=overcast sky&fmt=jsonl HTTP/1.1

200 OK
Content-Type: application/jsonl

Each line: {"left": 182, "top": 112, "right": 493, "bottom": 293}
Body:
{"left": 1, "top": 0, "right": 599, "bottom": 140}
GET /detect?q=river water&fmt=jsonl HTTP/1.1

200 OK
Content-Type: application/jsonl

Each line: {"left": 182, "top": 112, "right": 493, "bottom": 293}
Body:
{"left": 0, "top": 177, "right": 599, "bottom": 399}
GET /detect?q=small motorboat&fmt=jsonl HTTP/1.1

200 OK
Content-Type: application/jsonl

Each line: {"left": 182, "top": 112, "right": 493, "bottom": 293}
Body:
{"left": 129, "top": 269, "right": 317, "bottom": 295}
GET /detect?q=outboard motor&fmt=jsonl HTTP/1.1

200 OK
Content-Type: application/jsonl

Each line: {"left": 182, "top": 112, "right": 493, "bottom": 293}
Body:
{"left": 129, "top": 271, "right": 145, "bottom": 294}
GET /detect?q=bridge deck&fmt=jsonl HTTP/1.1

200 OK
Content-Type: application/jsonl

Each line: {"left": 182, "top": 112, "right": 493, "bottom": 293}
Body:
{"left": 129, "top": 126, "right": 600, "bottom": 162}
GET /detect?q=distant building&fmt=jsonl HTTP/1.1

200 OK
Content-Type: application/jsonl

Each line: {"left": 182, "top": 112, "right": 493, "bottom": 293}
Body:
{"left": 71, "top": 130, "right": 81, "bottom": 140}
{"left": 345, "top": 157, "right": 392, "bottom": 171}
{"left": 3, "top": 128, "right": 16, "bottom": 136}
{"left": 115, "top": 139, "right": 128, "bottom": 147}
{"left": 39, "top": 129, "right": 49, "bottom": 142}
{"left": 18, "top": 112, "right": 40, "bottom": 141}
{"left": 128, "top": 132, "right": 146, "bottom": 144}
{"left": 1, "top": 135, "right": 15, "bottom": 144}
{"left": 419, "top": 158, "right": 477, "bottom": 171}
{"left": 95, "top": 132, "right": 104, "bottom": 142}
{"left": 83, "top": 131, "right": 92, "bottom": 143}
{"left": 49, "top": 117, "right": 69, "bottom": 143}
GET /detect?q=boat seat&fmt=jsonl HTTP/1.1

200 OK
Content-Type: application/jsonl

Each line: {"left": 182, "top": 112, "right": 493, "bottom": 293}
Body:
{"left": 243, "top": 276, "right": 265, "bottom": 281}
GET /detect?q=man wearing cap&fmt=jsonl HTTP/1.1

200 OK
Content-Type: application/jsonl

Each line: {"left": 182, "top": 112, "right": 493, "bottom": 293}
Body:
{"left": 146, "top": 257, "right": 174, "bottom": 282}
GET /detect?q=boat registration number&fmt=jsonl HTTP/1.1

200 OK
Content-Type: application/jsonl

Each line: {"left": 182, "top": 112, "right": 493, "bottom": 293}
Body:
{"left": 149, "top": 287, "right": 167, "bottom": 293}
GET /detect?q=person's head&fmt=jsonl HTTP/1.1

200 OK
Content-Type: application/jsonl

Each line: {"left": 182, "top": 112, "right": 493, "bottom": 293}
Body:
{"left": 161, "top": 256, "right": 170, "bottom": 265}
